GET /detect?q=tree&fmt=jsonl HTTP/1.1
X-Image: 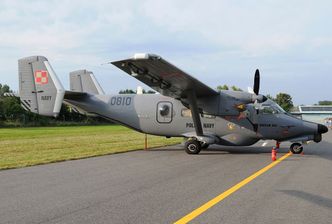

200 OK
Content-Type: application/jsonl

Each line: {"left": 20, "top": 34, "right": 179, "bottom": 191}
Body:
{"left": 217, "top": 84, "right": 229, "bottom": 91}
{"left": 318, "top": 100, "right": 332, "bottom": 105}
{"left": 230, "top": 85, "right": 242, "bottom": 91}
{"left": 0, "top": 83, "right": 15, "bottom": 120}
{"left": 143, "top": 90, "right": 156, "bottom": 94}
{"left": 119, "top": 89, "right": 156, "bottom": 94}
{"left": 216, "top": 85, "right": 242, "bottom": 92}
{"left": 275, "top": 93, "right": 294, "bottom": 112}
{"left": 119, "top": 89, "right": 136, "bottom": 94}
{"left": 0, "top": 96, "right": 25, "bottom": 121}
{"left": 0, "top": 84, "right": 11, "bottom": 96}
{"left": 266, "top": 94, "right": 275, "bottom": 101}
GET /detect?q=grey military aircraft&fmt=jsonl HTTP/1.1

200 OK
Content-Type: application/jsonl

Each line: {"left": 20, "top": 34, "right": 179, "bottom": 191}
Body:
{"left": 17, "top": 54, "right": 328, "bottom": 154}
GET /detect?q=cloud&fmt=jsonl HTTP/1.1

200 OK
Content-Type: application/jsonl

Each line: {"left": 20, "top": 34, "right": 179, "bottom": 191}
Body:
{"left": 0, "top": 0, "right": 331, "bottom": 104}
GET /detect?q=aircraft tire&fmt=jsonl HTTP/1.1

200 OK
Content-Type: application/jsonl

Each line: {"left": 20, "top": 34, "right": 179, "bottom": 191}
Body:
{"left": 290, "top": 143, "right": 303, "bottom": 154}
{"left": 185, "top": 140, "right": 201, "bottom": 154}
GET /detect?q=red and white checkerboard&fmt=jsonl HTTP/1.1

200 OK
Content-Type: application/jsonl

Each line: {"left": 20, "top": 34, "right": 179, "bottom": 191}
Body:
{"left": 34, "top": 70, "right": 48, "bottom": 85}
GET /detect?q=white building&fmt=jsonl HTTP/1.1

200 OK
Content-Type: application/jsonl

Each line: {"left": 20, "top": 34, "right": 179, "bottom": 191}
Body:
{"left": 292, "top": 105, "right": 332, "bottom": 126}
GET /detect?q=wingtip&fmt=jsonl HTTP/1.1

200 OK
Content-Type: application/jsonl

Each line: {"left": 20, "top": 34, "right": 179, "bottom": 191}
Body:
{"left": 133, "top": 53, "right": 150, "bottom": 59}
{"left": 132, "top": 53, "right": 161, "bottom": 60}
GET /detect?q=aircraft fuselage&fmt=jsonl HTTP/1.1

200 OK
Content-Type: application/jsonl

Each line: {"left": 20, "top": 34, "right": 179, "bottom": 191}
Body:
{"left": 64, "top": 93, "right": 321, "bottom": 146}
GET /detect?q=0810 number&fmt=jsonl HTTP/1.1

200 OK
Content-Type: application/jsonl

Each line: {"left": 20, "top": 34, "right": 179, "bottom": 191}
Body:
{"left": 110, "top": 96, "right": 132, "bottom": 106}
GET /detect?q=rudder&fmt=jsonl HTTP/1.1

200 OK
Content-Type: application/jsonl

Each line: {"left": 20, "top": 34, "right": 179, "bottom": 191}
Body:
{"left": 18, "top": 56, "right": 65, "bottom": 117}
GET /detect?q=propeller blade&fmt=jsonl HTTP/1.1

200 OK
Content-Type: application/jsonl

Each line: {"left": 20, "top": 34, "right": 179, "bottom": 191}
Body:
{"left": 253, "top": 69, "right": 260, "bottom": 95}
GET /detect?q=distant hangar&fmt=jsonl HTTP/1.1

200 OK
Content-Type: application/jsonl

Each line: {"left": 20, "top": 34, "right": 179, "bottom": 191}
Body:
{"left": 292, "top": 105, "right": 332, "bottom": 125}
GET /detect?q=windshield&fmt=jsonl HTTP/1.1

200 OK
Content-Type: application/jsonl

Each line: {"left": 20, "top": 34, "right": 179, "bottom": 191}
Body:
{"left": 272, "top": 103, "right": 286, "bottom": 113}
{"left": 257, "top": 100, "right": 286, "bottom": 114}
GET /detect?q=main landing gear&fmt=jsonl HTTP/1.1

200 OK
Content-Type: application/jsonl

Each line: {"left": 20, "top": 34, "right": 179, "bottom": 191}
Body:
{"left": 201, "top": 142, "right": 210, "bottom": 149}
{"left": 184, "top": 139, "right": 209, "bottom": 154}
{"left": 185, "top": 139, "right": 202, "bottom": 154}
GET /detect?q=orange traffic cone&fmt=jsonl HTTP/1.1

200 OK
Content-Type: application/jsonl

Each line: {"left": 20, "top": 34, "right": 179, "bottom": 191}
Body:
{"left": 271, "top": 147, "right": 277, "bottom": 161}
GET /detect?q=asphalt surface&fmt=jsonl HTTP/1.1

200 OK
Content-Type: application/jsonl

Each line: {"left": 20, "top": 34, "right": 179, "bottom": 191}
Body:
{"left": 0, "top": 132, "right": 331, "bottom": 224}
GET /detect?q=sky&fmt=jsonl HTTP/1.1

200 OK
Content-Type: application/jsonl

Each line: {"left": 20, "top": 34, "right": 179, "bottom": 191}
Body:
{"left": 0, "top": 0, "right": 331, "bottom": 105}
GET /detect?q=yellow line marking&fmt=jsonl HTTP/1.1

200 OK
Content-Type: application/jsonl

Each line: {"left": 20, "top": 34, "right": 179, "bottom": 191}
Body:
{"left": 174, "top": 152, "right": 292, "bottom": 224}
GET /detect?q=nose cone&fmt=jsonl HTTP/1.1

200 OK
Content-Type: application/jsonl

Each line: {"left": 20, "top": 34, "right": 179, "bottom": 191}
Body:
{"left": 318, "top": 124, "right": 328, "bottom": 134}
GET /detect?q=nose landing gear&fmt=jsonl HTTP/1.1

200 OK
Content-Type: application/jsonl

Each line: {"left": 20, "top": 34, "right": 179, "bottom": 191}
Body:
{"left": 290, "top": 143, "right": 303, "bottom": 154}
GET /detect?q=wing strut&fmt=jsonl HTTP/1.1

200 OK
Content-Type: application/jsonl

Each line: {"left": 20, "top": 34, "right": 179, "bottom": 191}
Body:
{"left": 187, "top": 90, "right": 203, "bottom": 136}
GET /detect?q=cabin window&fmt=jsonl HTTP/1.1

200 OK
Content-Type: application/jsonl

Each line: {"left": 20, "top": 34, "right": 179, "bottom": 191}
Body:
{"left": 201, "top": 114, "right": 216, "bottom": 119}
{"left": 159, "top": 104, "right": 170, "bottom": 116}
{"left": 181, "top": 108, "right": 215, "bottom": 119}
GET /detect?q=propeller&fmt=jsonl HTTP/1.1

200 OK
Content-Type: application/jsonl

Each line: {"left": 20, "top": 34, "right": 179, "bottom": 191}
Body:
{"left": 247, "top": 69, "right": 267, "bottom": 103}
{"left": 236, "top": 69, "right": 266, "bottom": 126}
{"left": 246, "top": 69, "right": 266, "bottom": 133}
{"left": 253, "top": 69, "right": 260, "bottom": 95}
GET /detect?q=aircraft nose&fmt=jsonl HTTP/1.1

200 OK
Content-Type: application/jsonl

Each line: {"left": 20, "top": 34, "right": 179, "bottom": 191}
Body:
{"left": 318, "top": 124, "right": 328, "bottom": 134}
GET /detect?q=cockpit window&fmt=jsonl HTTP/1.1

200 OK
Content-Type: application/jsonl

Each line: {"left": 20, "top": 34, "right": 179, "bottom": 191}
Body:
{"left": 258, "top": 102, "right": 285, "bottom": 114}
{"left": 260, "top": 106, "right": 276, "bottom": 114}
{"left": 273, "top": 103, "right": 286, "bottom": 113}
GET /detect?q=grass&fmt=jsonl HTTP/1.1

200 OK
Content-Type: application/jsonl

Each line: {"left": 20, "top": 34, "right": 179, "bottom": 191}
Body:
{"left": 0, "top": 125, "right": 182, "bottom": 170}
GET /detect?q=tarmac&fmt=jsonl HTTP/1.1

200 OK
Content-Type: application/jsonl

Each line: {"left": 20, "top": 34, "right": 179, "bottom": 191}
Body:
{"left": 0, "top": 132, "right": 331, "bottom": 224}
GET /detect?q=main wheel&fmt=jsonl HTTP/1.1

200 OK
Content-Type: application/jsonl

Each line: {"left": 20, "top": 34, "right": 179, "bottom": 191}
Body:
{"left": 185, "top": 140, "right": 202, "bottom": 154}
{"left": 290, "top": 143, "right": 303, "bottom": 154}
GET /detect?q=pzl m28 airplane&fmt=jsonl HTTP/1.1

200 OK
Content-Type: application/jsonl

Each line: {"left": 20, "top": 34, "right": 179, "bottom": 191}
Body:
{"left": 17, "top": 54, "right": 328, "bottom": 154}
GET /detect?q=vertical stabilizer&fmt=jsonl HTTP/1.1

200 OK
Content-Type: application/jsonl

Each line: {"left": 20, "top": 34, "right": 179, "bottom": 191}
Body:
{"left": 69, "top": 70, "right": 105, "bottom": 95}
{"left": 18, "top": 56, "right": 65, "bottom": 117}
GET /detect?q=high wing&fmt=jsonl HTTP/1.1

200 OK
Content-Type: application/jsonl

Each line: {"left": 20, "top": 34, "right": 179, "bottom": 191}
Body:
{"left": 112, "top": 53, "right": 219, "bottom": 139}
{"left": 111, "top": 53, "right": 218, "bottom": 99}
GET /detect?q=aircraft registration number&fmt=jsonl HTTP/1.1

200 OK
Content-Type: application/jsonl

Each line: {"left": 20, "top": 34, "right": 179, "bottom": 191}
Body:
{"left": 110, "top": 96, "right": 132, "bottom": 106}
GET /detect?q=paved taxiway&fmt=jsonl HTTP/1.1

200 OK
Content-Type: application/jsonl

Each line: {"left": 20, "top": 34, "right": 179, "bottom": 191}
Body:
{"left": 0, "top": 132, "right": 331, "bottom": 224}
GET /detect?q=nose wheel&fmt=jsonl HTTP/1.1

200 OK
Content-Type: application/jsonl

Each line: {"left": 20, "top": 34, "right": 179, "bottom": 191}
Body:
{"left": 185, "top": 139, "right": 202, "bottom": 154}
{"left": 290, "top": 143, "right": 303, "bottom": 154}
